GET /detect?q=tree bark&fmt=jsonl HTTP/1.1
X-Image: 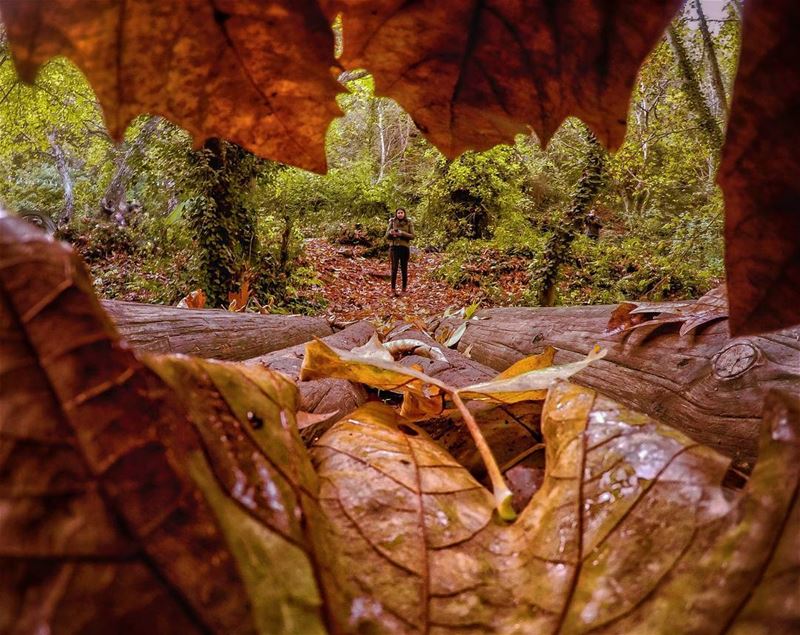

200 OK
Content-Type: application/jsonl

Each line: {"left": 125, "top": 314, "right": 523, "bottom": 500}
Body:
{"left": 666, "top": 24, "right": 724, "bottom": 149}
{"left": 694, "top": 0, "right": 729, "bottom": 117}
{"left": 102, "top": 300, "right": 332, "bottom": 360}
{"left": 433, "top": 305, "right": 800, "bottom": 469}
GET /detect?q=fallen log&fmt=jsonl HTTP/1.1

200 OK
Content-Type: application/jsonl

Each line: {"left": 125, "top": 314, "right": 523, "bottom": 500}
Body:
{"left": 385, "top": 322, "right": 496, "bottom": 386}
{"left": 103, "top": 299, "right": 333, "bottom": 360}
{"left": 245, "top": 321, "right": 375, "bottom": 441}
{"left": 433, "top": 305, "right": 800, "bottom": 469}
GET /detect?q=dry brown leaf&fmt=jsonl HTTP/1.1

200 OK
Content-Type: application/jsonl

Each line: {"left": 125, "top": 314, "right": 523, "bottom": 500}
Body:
{"left": 311, "top": 383, "right": 800, "bottom": 634}
{"left": 177, "top": 288, "right": 207, "bottom": 308}
{"left": 328, "top": 0, "right": 683, "bottom": 154}
{"left": 0, "top": 0, "right": 342, "bottom": 172}
{"left": 0, "top": 213, "right": 327, "bottom": 634}
{"left": 612, "top": 285, "right": 729, "bottom": 338}
{"left": 717, "top": 0, "right": 800, "bottom": 335}
{"left": 604, "top": 301, "right": 650, "bottom": 335}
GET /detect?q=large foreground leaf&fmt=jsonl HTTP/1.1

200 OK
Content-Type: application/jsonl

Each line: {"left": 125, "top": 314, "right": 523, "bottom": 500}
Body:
{"left": 0, "top": 213, "right": 328, "bottom": 634}
{"left": 718, "top": 0, "right": 800, "bottom": 335}
{"left": 312, "top": 385, "right": 800, "bottom": 634}
{"left": 0, "top": 0, "right": 342, "bottom": 172}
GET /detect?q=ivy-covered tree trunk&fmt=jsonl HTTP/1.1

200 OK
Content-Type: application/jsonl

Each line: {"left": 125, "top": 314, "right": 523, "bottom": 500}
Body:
{"left": 535, "top": 128, "right": 606, "bottom": 306}
{"left": 666, "top": 24, "right": 724, "bottom": 150}
{"left": 694, "top": 0, "right": 729, "bottom": 118}
{"left": 188, "top": 138, "right": 260, "bottom": 307}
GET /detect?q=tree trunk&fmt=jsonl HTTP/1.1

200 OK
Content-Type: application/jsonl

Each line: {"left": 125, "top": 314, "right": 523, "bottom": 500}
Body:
{"left": 694, "top": 0, "right": 729, "bottom": 117}
{"left": 433, "top": 305, "right": 800, "bottom": 470}
{"left": 100, "top": 116, "right": 161, "bottom": 222}
{"left": 191, "top": 138, "right": 261, "bottom": 306}
{"left": 46, "top": 130, "right": 74, "bottom": 224}
{"left": 102, "top": 300, "right": 332, "bottom": 360}
{"left": 666, "top": 24, "right": 724, "bottom": 149}
{"left": 536, "top": 128, "right": 606, "bottom": 306}
{"left": 279, "top": 213, "right": 293, "bottom": 273}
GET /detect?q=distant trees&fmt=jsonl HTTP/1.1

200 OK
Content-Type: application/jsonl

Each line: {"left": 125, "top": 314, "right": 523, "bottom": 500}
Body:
{"left": 0, "top": 2, "right": 742, "bottom": 308}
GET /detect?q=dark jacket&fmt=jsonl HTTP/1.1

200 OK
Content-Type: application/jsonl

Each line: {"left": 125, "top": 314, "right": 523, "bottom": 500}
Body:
{"left": 385, "top": 217, "right": 415, "bottom": 247}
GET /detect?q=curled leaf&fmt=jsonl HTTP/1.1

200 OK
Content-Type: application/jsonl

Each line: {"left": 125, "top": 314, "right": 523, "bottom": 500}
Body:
{"left": 444, "top": 321, "right": 468, "bottom": 348}
{"left": 457, "top": 346, "right": 606, "bottom": 404}
{"left": 385, "top": 338, "right": 448, "bottom": 362}
{"left": 349, "top": 333, "right": 394, "bottom": 361}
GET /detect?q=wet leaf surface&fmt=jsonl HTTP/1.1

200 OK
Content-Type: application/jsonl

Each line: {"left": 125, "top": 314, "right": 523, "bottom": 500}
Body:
{"left": 311, "top": 384, "right": 800, "bottom": 634}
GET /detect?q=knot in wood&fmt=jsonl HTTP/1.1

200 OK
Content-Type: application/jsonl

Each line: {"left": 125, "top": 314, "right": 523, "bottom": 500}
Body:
{"left": 712, "top": 340, "right": 760, "bottom": 380}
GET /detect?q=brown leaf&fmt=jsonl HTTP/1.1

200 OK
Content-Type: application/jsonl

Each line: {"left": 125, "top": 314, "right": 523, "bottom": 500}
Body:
{"left": 329, "top": 0, "right": 683, "bottom": 154}
{"left": 311, "top": 383, "right": 800, "bottom": 634}
{"left": 718, "top": 0, "right": 800, "bottom": 335}
{"left": 177, "top": 288, "right": 207, "bottom": 308}
{"left": 0, "top": 0, "right": 342, "bottom": 172}
{"left": 604, "top": 301, "right": 650, "bottom": 335}
{"left": 614, "top": 285, "right": 729, "bottom": 338}
{"left": 0, "top": 214, "right": 327, "bottom": 634}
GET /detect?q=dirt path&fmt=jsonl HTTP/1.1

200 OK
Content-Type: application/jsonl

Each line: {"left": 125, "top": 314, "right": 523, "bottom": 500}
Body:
{"left": 301, "top": 239, "right": 479, "bottom": 323}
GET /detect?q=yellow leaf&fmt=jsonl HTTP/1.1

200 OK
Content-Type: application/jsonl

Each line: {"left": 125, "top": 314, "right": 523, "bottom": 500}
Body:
{"left": 494, "top": 345, "right": 557, "bottom": 380}
{"left": 300, "top": 337, "right": 442, "bottom": 400}
{"left": 457, "top": 346, "right": 606, "bottom": 404}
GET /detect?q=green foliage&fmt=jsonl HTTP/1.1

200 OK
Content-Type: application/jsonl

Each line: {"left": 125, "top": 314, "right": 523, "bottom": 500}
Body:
{"left": 1, "top": 6, "right": 738, "bottom": 312}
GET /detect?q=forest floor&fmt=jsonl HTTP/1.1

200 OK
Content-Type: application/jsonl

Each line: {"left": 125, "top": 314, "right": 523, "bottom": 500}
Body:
{"left": 300, "top": 238, "right": 476, "bottom": 324}
{"left": 299, "top": 238, "right": 530, "bottom": 325}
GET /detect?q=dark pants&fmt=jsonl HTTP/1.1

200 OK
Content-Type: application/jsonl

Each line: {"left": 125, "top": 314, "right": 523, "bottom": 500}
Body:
{"left": 390, "top": 245, "right": 410, "bottom": 291}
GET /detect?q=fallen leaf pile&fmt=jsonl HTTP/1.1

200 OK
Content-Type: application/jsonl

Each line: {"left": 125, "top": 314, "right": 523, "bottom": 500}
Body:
{"left": 2, "top": 213, "right": 799, "bottom": 634}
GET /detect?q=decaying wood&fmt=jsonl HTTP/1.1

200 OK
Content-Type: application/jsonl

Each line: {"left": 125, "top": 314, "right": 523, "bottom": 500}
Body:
{"left": 434, "top": 304, "right": 800, "bottom": 469}
{"left": 103, "top": 299, "right": 333, "bottom": 361}
{"left": 246, "top": 321, "right": 375, "bottom": 441}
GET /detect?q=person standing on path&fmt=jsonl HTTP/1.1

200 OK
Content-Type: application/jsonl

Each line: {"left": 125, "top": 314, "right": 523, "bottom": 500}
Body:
{"left": 385, "top": 208, "right": 415, "bottom": 295}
